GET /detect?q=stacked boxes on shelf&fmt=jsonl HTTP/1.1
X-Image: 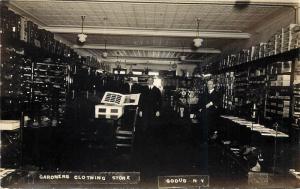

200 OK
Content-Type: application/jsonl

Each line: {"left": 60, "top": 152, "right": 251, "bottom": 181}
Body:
{"left": 228, "top": 54, "right": 238, "bottom": 67}
{"left": 219, "top": 58, "right": 226, "bottom": 70}
{"left": 248, "top": 67, "right": 266, "bottom": 111}
{"left": 239, "top": 49, "right": 251, "bottom": 64}
{"left": 293, "top": 61, "right": 300, "bottom": 122}
{"left": 293, "top": 83, "right": 300, "bottom": 120}
{"left": 259, "top": 43, "right": 268, "bottom": 58}
{"left": 251, "top": 43, "right": 268, "bottom": 60}
{"left": 8, "top": 9, "right": 21, "bottom": 40}
{"left": 37, "top": 29, "right": 55, "bottom": 53}
{"left": 219, "top": 57, "right": 227, "bottom": 70}
{"left": 219, "top": 54, "right": 239, "bottom": 70}
{"left": 3, "top": 5, "right": 76, "bottom": 59}
{"left": 250, "top": 45, "right": 259, "bottom": 60}
{"left": 265, "top": 95, "right": 290, "bottom": 119}
{"left": 1, "top": 7, "right": 21, "bottom": 41}
{"left": 249, "top": 67, "right": 266, "bottom": 85}
{"left": 265, "top": 34, "right": 278, "bottom": 56}
{"left": 30, "top": 61, "right": 67, "bottom": 127}
{"left": 294, "top": 60, "right": 300, "bottom": 84}
{"left": 221, "top": 72, "right": 235, "bottom": 110}
{"left": 54, "top": 40, "right": 65, "bottom": 56}
{"left": 26, "top": 21, "right": 39, "bottom": 46}
{"left": 217, "top": 24, "right": 300, "bottom": 71}
{"left": 1, "top": 48, "right": 68, "bottom": 126}
{"left": 1, "top": 6, "right": 10, "bottom": 37}
{"left": 218, "top": 74, "right": 225, "bottom": 108}
{"left": 265, "top": 61, "right": 292, "bottom": 119}
{"left": 290, "top": 25, "right": 300, "bottom": 49}
{"left": 19, "top": 17, "right": 28, "bottom": 42}
{"left": 1, "top": 5, "right": 105, "bottom": 126}
{"left": 268, "top": 61, "right": 292, "bottom": 86}
{"left": 212, "top": 23, "right": 299, "bottom": 134}
{"left": 277, "top": 29, "right": 285, "bottom": 54}
{"left": 281, "top": 24, "right": 300, "bottom": 52}
{"left": 234, "top": 70, "right": 249, "bottom": 109}
{"left": 1, "top": 48, "right": 32, "bottom": 118}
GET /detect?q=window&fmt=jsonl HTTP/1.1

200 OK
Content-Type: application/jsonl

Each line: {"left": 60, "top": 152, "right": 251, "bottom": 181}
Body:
{"left": 148, "top": 71, "right": 159, "bottom": 76}
{"left": 113, "top": 68, "right": 127, "bottom": 75}
{"left": 132, "top": 71, "right": 142, "bottom": 75}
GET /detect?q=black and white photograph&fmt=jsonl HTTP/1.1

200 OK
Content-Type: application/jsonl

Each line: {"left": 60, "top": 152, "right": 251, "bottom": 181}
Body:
{"left": 0, "top": 0, "right": 300, "bottom": 188}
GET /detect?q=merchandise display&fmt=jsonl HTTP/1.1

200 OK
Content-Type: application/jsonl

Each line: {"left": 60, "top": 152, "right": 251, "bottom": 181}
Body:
{"left": 1, "top": 1, "right": 300, "bottom": 189}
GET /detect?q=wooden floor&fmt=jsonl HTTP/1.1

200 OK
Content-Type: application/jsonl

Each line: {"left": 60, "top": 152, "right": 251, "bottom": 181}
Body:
{"left": 1, "top": 99, "right": 300, "bottom": 188}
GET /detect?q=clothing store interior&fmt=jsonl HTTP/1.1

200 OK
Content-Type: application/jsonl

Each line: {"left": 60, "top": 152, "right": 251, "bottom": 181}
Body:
{"left": 1, "top": 0, "right": 300, "bottom": 188}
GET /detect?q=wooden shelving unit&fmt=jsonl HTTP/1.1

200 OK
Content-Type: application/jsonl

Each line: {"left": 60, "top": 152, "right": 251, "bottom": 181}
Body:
{"left": 213, "top": 48, "right": 300, "bottom": 139}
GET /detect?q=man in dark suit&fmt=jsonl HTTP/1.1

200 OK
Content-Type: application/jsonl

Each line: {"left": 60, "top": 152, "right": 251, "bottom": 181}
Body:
{"left": 198, "top": 78, "right": 221, "bottom": 137}
{"left": 121, "top": 77, "right": 142, "bottom": 131}
{"left": 194, "top": 78, "right": 221, "bottom": 173}
{"left": 139, "top": 77, "right": 162, "bottom": 131}
{"left": 123, "top": 77, "right": 140, "bottom": 94}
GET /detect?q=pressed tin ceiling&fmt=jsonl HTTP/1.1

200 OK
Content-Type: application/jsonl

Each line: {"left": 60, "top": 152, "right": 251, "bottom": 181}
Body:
{"left": 6, "top": 0, "right": 296, "bottom": 66}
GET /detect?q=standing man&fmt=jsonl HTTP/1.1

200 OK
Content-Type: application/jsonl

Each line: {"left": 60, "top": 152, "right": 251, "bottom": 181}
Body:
{"left": 123, "top": 77, "right": 140, "bottom": 94}
{"left": 139, "top": 77, "right": 162, "bottom": 131}
{"left": 198, "top": 78, "right": 221, "bottom": 135}
{"left": 121, "top": 77, "right": 141, "bottom": 130}
{"left": 195, "top": 78, "right": 221, "bottom": 173}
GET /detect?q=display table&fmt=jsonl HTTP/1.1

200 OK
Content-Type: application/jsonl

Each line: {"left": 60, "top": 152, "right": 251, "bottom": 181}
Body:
{"left": 0, "top": 120, "right": 20, "bottom": 131}
{"left": 220, "top": 115, "right": 289, "bottom": 138}
{"left": 0, "top": 120, "right": 22, "bottom": 169}
{"left": 289, "top": 169, "right": 300, "bottom": 180}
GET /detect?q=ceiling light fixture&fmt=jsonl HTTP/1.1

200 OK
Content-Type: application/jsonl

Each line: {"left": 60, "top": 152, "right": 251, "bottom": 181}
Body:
{"left": 115, "top": 55, "right": 121, "bottom": 68}
{"left": 180, "top": 43, "right": 186, "bottom": 61}
{"left": 193, "top": 18, "right": 203, "bottom": 48}
{"left": 102, "top": 17, "right": 108, "bottom": 58}
{"left": 102, "top": 40, "right": 108, "bottom": 58}
{"left": 77, "top": 16, "right": 87, "bottom": 44}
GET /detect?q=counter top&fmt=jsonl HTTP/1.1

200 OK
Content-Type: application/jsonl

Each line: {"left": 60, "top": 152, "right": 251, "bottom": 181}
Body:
{"left": 220, "top": 115, "right": 289, "bottom": 138}
{"left": 0, "top": 120, "right": 20, "bottom": 131}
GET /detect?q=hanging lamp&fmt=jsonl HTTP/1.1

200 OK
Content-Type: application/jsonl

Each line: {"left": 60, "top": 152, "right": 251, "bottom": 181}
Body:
{"left": 193, "top": 18, "right": 203, "bottom": 48}
{"left": 102, "top": 40, "right": 108, "bottom": 58}
{"left": 102, "top": 17, "right": 108, "bottom": 58}
{"left": 77, "top": 16, "right": 87, "bottom": 43}
{"left": 180, "top": 43, "right": 186, "bottom": 61}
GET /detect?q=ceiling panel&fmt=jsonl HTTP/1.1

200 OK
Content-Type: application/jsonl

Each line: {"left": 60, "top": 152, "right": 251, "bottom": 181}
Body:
{"left": 10, "top": 1, "right": 289, "bottom": 31}
{"left": 7, "top": 0, "right": 293, "bottom": 64}
{"left": 58, "top": 33, "right": 233, "bottom": 48}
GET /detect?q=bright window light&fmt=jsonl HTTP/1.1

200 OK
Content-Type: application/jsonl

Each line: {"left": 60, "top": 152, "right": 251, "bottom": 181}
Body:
{"left": 154, "top": 78, "right": 162, "bottom": 89}
{"left": 132, "top": 71, "right": 142, "bottom": 75}
{"left": 148, "top": 71, "right": 159, "bottom": 76}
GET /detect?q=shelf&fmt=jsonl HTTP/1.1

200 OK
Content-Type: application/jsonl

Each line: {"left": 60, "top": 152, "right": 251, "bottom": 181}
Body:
{"left": 268, "top": 72, "right": 292, "bottom": 76}
{"left": 291, "top": 123, "right": 300, "bottom": 129}
{"left": 34, "top": 75, "right": 65, "bottom": 79}
{"left": 36, "top": 62, "right": 67, "bottom": 67}
{"left": 215, "top": 48, "right": 300, "bottom": 74}
{"left": 34, "top": 69, "right": 47, "bottom": 72}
